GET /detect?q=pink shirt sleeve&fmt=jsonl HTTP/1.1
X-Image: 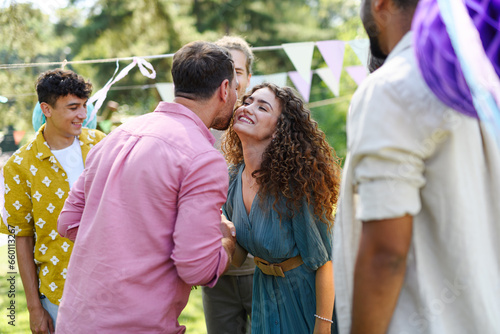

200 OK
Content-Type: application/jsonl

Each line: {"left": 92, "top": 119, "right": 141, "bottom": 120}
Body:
{"left": 171, "top": 151, "right": 229, "bottom": 287}
{"left": 58, "top": 171, "right": 86, "bottom": 241}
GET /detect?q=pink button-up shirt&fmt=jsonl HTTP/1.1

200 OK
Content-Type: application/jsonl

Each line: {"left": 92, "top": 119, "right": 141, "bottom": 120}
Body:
{"left": 56, "top": 102, "right": 229, "bottom": 334}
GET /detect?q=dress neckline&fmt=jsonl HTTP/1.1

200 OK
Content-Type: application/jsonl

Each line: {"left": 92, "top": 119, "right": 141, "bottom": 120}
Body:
{"left": 238, "top": 164, "right": 258, "bottom": 220}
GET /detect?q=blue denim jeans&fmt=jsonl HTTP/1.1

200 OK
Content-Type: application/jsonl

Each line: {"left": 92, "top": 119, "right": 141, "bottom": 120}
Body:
{"left": 40, "top": 295, "right": 58, "bottom": 332}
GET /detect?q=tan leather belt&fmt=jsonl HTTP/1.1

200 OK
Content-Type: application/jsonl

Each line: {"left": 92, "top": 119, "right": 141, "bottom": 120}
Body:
{"left": 254, "top": 255, "right": 303, "bottom": 277}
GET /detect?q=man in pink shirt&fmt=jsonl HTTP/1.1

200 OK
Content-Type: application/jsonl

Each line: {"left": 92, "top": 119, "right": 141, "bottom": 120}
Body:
{"left": 56, "top": 41, "right": 238, "bottom": 333}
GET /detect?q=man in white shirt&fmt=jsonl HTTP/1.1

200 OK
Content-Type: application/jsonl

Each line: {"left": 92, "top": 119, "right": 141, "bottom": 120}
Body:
{"left": 333, "top": 0, "right": 500, "bottom": 333}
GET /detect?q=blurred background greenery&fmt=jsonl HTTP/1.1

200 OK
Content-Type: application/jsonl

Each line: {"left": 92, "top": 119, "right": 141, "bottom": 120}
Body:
{"left": 0, "top": 0, "right": 366, "bottom": 159}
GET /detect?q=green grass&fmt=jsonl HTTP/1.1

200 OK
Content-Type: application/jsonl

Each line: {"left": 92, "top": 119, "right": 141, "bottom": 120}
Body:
{"left": 0, "top": 244, "right": 207, "bottom": 333}
{"left": 0, "top": 244, "right": 30, "bottom": 333}
{"left": 179, "top": 288, "right": 207, "bottom": 333}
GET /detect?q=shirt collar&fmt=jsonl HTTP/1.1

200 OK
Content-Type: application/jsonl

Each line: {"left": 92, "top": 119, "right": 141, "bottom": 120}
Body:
{"left": 32, "top": 124, "right": 53, "bottom": 161}
{"left": 154, "top": 102, "right": 216, "bottom": 146}
{"left": 32, "top": 124, "right": 95, "bottom": 162}
{"left": 386, "top": 31, "right": 413, "bottom": 63}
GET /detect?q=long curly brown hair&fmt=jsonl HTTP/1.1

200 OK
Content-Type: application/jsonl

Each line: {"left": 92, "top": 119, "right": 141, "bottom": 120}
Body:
{"left": 222, "top": 83, "right": 342, "bottom": 227}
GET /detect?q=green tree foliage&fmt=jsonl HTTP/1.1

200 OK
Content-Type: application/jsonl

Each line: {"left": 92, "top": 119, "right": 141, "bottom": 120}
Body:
{"left": 187, "top": 0, "right": 366, "bottom": 157}
{"left": 0, "top": 3, "right": 50, "bottom": 132}
{"left": 68, "top": 0, "right": 188, "bottom": 115}
{"left": 0, "top": 1, "right": 84, "bottom": 136}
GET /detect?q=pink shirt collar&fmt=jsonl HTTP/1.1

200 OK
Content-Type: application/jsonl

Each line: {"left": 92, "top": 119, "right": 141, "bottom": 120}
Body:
{"left": 154, "top": 102, "right": 216, "bottom": 146}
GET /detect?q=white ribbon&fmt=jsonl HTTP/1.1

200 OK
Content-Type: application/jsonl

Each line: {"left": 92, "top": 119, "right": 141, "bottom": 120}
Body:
{"left": 87, "top": 57, "right": 156, "bottom": 125}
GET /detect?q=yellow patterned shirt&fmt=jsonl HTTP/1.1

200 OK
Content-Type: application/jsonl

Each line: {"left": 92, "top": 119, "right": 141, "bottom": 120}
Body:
{"left": 0, "top": 125, "right": 105, "bottom": 305}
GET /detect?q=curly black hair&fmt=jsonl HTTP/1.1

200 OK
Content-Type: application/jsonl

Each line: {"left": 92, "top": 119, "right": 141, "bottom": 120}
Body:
{"left": 36, "top": 69, "right": 92, "bottom": 107}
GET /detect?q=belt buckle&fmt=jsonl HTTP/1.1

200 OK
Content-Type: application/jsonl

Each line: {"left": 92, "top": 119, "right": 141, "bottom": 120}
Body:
{"left": 256, "top": 259, "right": 285, "bottom": 277}
{"left": 270, "top": 264, "right": 285, "bottom": 277}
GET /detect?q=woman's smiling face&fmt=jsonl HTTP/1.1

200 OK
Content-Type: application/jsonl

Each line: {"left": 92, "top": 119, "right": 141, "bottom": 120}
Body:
{"left": 233, "top": 87, "right": 282, "bottom": 144}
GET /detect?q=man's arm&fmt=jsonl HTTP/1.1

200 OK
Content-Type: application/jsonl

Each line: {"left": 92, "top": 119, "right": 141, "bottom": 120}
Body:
{"left": 16, "top": 236, "right": 54, "bottom": 334}
{"left": 220, "top": 213, "right": 247, "bottom": 268}
{"left": 58, "top": 172, "right": 86, "bottom": 241}
{"left": 350, "top": 215, "right": 413, "bottom": 334}
{"left": 172, "top": 152, "right": 233, "bottom": 286}
{"left": 2, "top": 160, "right": 53, "bottom": 333}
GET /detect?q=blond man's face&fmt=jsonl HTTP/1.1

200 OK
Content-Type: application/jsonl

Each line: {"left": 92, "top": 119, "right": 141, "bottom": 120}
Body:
{"left": 229, "top": 49, "right": 251, "bottom": 99}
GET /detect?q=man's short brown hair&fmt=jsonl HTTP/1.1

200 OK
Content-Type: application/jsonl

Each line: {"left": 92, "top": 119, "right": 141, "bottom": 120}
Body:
{"left": 172, "top": 41, "right": 235, "bottom": 100}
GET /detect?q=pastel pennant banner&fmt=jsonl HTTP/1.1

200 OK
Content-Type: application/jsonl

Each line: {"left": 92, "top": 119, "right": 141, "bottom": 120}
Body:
{"left": 88, "top": 57, "right": 156, "bottom": 125}
{"left": 316, "top": 67, "right": 340, "bottom": 97}
{"left": 156, "top": 83, "right": 175, "bottom": 102}
{"left": 288, "top": 71, "right": 313, "bottom": 102}
{"left": 347, "top": 39, "right": 370, "bottom": 69}
{"left": 249, "top": 73, "right": 288, "bottom": 89}
{"left": 316, "top": 40, "right": 345, "bottom": 83}
{"left": 282, "top": 42, "right": 315, "bottom": 85}
{"left": 345, "top": 66, "right": 368, "bottom": 86}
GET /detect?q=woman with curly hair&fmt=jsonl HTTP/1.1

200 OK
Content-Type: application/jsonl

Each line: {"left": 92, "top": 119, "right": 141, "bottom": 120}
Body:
{"left": 221, "top": 83, "right": 341, "bottom": 333}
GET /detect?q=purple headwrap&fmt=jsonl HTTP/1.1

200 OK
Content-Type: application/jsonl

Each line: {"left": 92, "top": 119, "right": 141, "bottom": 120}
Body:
{"left": 412, "top": 0, "right": 500, "bottom": 118}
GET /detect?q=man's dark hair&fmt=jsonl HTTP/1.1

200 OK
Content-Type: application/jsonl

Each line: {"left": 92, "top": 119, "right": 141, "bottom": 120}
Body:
{"left": 36, "top": 69, "right": 92, "bottom": 107}
{"left": 172, "top": 41, "right": 235, "bottom": 100}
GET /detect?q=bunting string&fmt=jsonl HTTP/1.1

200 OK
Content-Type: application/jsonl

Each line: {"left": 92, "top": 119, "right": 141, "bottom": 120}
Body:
{"left": 0, "top": 40, "right": 366, "bottom": 70}
{"left": 0, "top": 39, "right": 369, "bottom": 110}
{"left": 0, "top": 53, "right": 175, "bottom": 70}
{"left": 0, "top": 45, "right": 292, "bottom": 70}
{"left": 2, "top": 84, "right": 350, "bottom": 109}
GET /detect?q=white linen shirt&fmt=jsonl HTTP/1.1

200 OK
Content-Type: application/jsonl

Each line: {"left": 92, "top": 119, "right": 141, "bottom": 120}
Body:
{"left": 333, "top": 32, "right": 500, "bottom": 334}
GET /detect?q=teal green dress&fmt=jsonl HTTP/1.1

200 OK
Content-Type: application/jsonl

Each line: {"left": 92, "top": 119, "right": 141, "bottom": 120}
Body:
{"left": 223, "top": 164, "right": 333, "bottom": 334}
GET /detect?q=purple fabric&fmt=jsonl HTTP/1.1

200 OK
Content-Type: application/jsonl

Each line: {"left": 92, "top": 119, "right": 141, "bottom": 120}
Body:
{"left": 413, "top": 0, "right": 500, "bottom": 118}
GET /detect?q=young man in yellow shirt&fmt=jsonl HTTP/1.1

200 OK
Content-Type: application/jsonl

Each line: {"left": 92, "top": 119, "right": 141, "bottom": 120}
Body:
{"left": 1, "top": 69, "right": 105, "bottom": 333}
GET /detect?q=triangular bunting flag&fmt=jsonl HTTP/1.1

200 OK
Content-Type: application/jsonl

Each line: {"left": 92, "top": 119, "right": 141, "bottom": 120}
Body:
{"left": 282, "top": 42, "right": 315, "bottom": 85}
{"left": 316, "top": 40, "right": 345, "bottom": 83}
{"left": 250, "top": 75, "right": 266, "bottom": 88}
{"left": 345, "top": 66, "right": 368, "bottom": 86}
{"left": 347, "top": 39, "right": 370, "bottom": 69}
{"left": 156, "top": 83, "right": 175, "bottom": 102}
{"left": 249, "top": 73, "right": 288, "bottom": 89}
{"left": 288, "top": 71, "right": 313, "bottom": 102}
{"left": 315, "top": 68, "right": 340, "bottom": 97}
